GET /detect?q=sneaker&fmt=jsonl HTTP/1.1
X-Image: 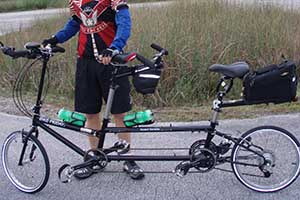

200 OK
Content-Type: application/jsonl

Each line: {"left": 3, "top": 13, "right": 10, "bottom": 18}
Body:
{"left": 73, "top": 167, "right": 94, "bottom": 180}
{"left": 73, "top": 164, "right": 104, "bottom": 180}
{"left": 123, "top": 161, "right": 145, "bottom": 180}
{"left": 114, "top": 140, "right": 130, "bottom": 155}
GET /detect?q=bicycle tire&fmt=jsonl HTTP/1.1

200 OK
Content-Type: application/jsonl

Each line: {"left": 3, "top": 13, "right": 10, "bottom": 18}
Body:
{"left": 1, "top": 131, "right": 50, "bottom": 193}
{"left": 231, "top": 126, "right": 300, "bottom": 192}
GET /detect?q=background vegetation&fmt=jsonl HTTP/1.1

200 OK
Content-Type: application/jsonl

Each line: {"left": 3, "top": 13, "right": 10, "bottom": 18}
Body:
{"left": 0, "top": 0, "right": 299, "bottom": 118}
{"left": 0, "top": 0, "right": 166, "bottom": 12}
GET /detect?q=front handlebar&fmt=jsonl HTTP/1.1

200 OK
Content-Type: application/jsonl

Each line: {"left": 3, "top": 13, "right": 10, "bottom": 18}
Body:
{"left": 0, "top": 41, "right": 65, "bottom": 59}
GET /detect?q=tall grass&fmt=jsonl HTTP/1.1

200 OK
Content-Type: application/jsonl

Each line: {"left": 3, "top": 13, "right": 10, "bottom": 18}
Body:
{"left": 128, "top": 0, "right": 300, "bottom": 105}
{"left": 0, "top": 0, "right": 67, "bottom": 12}
{"left": 0, "top": 0, "right": 300, "bottom": 107}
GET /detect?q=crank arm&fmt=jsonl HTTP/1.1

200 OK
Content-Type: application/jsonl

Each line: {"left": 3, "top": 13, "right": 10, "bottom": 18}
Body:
{"left": 174, "top": 161, "right": 193, "bottom": 177}
{"left": 72, "top": 159, "right": 96, "bottom": 171}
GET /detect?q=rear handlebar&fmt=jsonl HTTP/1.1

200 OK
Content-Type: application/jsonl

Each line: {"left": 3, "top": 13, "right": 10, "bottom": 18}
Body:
{"left": 151, "top": 43, "right": 168, "bottom": 56}
{"left": 135, "top": 54, "right": 156, "bottom": 68}
{"left": 112, "top": 44, "right": 168, "bottom": 69}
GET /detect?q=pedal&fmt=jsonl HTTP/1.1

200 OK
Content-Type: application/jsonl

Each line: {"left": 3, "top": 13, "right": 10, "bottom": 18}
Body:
{"left": 113, "top": 140, "right": 130, "bottom": 155}
{"left": 173, "top": 161, "right": 191, "bottom": 178}
{"left": 58, "top": 164, "right": 74, "bottom": 183}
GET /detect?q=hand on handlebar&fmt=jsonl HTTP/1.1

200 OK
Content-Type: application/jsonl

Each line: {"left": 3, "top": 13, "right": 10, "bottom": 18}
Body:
{"left": 100, "top": 48, "right": 119, "bottom": 65}
{"left": 42, "top": 36, "right": 59, "bottom": 47}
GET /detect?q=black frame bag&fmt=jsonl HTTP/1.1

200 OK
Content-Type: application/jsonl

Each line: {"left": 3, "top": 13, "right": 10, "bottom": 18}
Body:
{"left": 243, "top": 60, "right": 297, "bottom": 104}
{"left": 133, "top": 67, "right": 161, "bottom": 95}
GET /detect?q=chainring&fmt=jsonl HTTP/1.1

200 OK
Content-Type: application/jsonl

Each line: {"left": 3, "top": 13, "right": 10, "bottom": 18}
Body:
{"left": 190, "top": 147, "right": 216, "bottom": 173}
{"left": 83, "top": 149, "right": 108, "bottom": 173}
{"left": 189, "top": 139, "right": 218, "bottom": 155}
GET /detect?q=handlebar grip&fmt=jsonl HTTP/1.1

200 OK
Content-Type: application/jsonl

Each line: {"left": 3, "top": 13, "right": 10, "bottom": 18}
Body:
{"left": 52, "top": 46, "right": 65, "bottom": 53}
{"left": 150, "top": 43, "right": 169, "bottom": 56}
{"left": 13, "top": 50, "right": 30, "bottom": 58}
{"left": 136, "top": 54, "right": 155, "bottom": 68}
{"left": 1, "top": 46, "right": 29, "bottom": 58}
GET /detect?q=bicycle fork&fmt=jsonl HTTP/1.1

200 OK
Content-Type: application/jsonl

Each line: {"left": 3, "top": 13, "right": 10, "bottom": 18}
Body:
{"left": 18, "top": 128, "right": 38, "bottom": 166}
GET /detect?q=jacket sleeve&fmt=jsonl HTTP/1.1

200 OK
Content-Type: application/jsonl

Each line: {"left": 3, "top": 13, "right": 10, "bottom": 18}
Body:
{"left": 110, "top": 7, "right": 131, "bottom": 51}
{"left": 55, "top": 18, "right": 80, "bottom": 43}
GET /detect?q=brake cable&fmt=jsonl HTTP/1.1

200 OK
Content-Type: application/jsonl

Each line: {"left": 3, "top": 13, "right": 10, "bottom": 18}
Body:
{"left": 13, "top": 58, "right": 50, "bottom": 117}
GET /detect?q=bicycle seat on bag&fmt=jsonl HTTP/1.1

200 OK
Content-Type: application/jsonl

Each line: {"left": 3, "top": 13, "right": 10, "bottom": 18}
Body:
{"left": 209, "top": 62, "right": 250, "bottom": 79}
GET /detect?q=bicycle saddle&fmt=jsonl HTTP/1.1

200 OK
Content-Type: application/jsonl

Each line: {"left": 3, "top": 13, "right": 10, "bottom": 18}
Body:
{"left": 209, "top": 62, "right": 250, "bottom": 79}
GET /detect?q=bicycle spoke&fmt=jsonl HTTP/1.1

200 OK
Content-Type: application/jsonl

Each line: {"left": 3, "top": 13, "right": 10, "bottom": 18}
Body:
{"left": 231, "top": 126, "right": 300, "bottom": 192}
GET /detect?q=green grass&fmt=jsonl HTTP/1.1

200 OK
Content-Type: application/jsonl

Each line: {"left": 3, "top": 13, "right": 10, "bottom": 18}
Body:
{"left": 0, "top": 0, "right": 66, "bottom": 12}
{"left": 0, "top": 0, "right": 300, "bottom": 116}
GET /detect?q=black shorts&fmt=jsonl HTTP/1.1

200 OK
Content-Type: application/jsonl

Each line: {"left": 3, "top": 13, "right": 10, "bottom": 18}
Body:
{"left": 75, "top": 58, "right": 132, "bottom": 114}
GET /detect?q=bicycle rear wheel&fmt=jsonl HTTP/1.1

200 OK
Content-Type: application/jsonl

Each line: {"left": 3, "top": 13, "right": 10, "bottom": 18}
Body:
{"left": 231, "top": 126, "right": 300, "bottom": 192}
{"left": 1, "top": 131, "right": 50, "bottom": 193}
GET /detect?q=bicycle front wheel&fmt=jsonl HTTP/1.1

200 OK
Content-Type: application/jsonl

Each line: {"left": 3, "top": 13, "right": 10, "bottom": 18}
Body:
{"left": 1, "top": 131, "right": 50, "bottom": 193}
{"left": 231, "top": 126, "right": 300, "bottom": 192}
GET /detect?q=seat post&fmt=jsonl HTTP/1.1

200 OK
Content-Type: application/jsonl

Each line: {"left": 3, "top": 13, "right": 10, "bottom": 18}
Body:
{"left": 210, "top": 77, "right": 233, "bottom": 125}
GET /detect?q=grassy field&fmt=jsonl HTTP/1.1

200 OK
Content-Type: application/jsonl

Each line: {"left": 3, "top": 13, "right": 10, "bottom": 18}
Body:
{"left": 0, "top": 0, "right": 167, "bottom": 12}
{"left": 0, "top": 0, "right": 300, "bottom": 119}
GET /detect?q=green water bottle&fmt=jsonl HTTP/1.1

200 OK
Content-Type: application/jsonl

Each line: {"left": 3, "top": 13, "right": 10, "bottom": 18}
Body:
{"left": 123, "top": 110, "right": 154, "bottom": 127}
{"left": 57, "top": 108, "right": 86, "bottom": 127}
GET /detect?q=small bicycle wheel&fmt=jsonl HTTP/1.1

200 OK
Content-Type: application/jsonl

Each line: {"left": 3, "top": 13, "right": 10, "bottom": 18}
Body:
{"left": 1, "top": 131, "right": 50, "bottom": 193}
{"left": 231, "top": 126, "right": 300, "bottom": 192}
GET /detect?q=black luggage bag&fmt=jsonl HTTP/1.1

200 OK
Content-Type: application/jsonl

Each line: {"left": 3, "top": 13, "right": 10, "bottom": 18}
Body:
{"left": 243, "top": 60, "right": 298, "bottom": 104}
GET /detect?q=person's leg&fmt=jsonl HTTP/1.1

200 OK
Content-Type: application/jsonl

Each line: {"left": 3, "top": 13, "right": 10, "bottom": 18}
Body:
{"left": 113, "top": 113, "right": 130, "bottom": 144}
{"left": 85, "top": 113, "right": 101, "bottom": 149}
{"left": 73, "top": 58, "right": 104, "bottom": 179}
{"left": 113, "top": 113, "right": 145, "bottom": 180}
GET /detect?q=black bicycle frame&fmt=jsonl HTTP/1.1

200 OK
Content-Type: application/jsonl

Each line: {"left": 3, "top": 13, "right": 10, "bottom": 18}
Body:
{"left": 26, "top": 57, "right": 250, "bottom": 162}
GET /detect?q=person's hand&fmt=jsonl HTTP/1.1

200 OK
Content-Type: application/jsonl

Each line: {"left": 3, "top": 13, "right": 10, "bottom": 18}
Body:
{"left": 100, "top": 48, "right": 119, "bottom": 65}
{"left": 42, "top": 36, "right": 58, "bottom": 47}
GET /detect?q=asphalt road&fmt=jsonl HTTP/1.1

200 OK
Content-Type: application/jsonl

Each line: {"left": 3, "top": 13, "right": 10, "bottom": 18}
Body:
{"left": 0, "top": 112, "right": 300, "bottom": 200}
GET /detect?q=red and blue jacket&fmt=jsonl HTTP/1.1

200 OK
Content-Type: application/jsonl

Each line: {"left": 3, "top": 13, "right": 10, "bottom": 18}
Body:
{"left": 54, "top": 0, "right": 131, "bottom": 58}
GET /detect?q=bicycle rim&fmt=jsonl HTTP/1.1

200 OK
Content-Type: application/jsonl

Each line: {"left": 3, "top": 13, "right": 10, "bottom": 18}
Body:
{"left": 231, "top": 126, "right": 300, "bottom": 192}
{"left": 1, "top": 131, "right": 50, "bottom": 193}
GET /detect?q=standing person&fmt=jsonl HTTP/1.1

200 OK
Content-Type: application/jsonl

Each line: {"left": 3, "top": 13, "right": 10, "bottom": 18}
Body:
{"left": 43, "top": 0, "right": 144, "bottom": 180}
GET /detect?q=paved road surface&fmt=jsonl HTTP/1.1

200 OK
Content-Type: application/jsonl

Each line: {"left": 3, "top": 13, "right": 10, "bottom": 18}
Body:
{"left": 0, "top": 112, "right": 300, "bottom": 200}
